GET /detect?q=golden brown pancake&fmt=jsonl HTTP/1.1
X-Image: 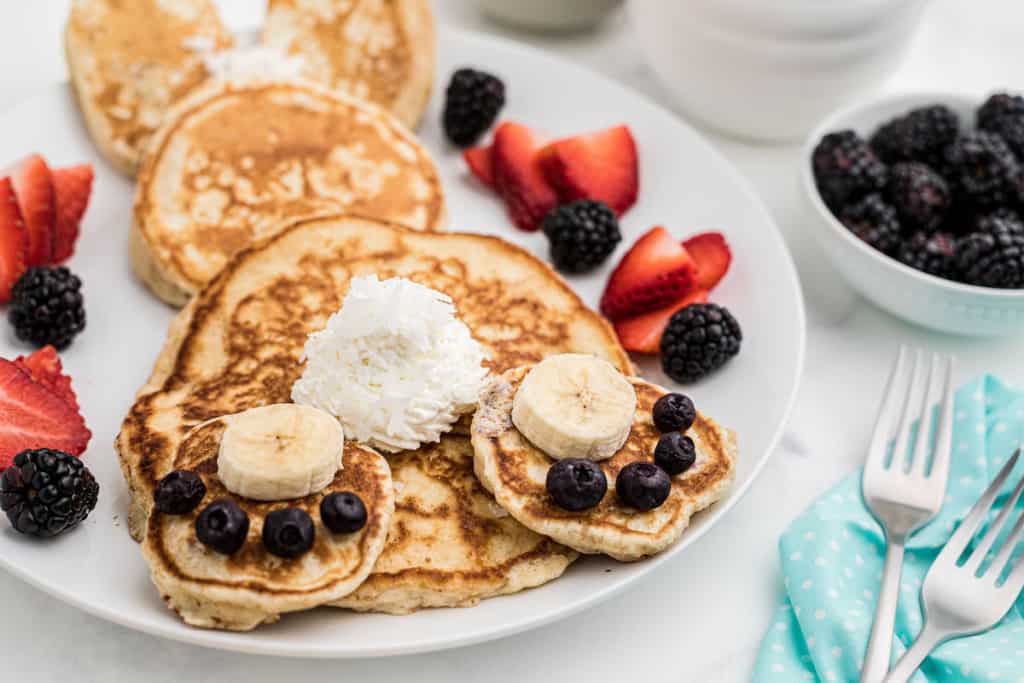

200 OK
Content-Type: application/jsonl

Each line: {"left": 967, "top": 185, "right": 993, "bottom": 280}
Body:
{"left": 65, "top": 0, "right": 233, "bottom": 175}
{"left": 143, "top": 418, "right": 394, "bottom": 631}
{"left": 117, "top": 214, "right": 627, "bottom": 613}
{"left": 473, "top": 367, "right": 737, "bottom": 561}
{"left": 334, "top": 436, "right": 576, "bottom": 614}
{"left": 131, "top": 79, "right": 447, "bottom": 306}
{"left": 263, "top": 0, "right": 435, "bottom": 128}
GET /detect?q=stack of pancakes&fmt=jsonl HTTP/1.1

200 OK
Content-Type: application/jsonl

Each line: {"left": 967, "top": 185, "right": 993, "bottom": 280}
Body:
{"left": 66, "top": 1, "right": 738, "bottom": 630}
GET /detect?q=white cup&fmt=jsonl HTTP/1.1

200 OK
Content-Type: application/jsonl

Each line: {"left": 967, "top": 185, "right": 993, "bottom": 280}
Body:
{"left": 475, "top": 0, "right": 623, "bottom": 32}
{"left": 628, "top": 0, "right": 931, "bottom": 142}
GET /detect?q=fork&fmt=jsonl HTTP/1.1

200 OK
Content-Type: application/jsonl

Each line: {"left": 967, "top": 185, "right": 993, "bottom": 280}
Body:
{"left": 860, "top": 347, "right": 955, "bottom": 683}
{"left": 884, "top": 449, "right": 1024, "bottom": 682}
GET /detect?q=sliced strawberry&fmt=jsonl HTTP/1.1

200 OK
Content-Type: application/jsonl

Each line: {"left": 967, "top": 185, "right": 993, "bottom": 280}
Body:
{"left": 599, "top": 226, "right": 698, "bottom": 320}
{"left": 683, "top": 232, "right": 732, "bottom": 290}
{"left": 0, "top": 359, "right": 91, "bottom": 471}
{"left": 539, "top": 124, "right": 638, "bottom": 215}
{"left": 492, "top": 122, "right": 559, "bottom": 231}
{"left": 0, "top": 177, "right": 27, "bottom": 303}
{"left": 6, "top": 155, "right": 55, "bottom": 266}
{"left": 463, "top": 145, "right": 495, "bottom": 189}
{"left": 13, "top": 346, "right": 79, "bottom": 412}
{"left": 51, "top": 164, "right": 94, "bottom": 263}
{"left": 613, "top": 289, "right": 709, "bottom": 354}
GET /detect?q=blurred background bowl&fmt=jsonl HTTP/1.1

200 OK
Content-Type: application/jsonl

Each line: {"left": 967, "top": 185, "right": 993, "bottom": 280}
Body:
{"left": 474, "top": 0, "right": 623, "bottom": 32}
{"left": 628, "top": 0, "right": 931, "bottom": 142}
{"left": 803, "top": 91, "right": 1024, "bottom": 337}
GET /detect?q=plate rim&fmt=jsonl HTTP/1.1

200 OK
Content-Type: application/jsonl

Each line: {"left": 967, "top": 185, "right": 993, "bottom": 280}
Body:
{"left": 0, "top": 25, "right": 806, "bottom": 658}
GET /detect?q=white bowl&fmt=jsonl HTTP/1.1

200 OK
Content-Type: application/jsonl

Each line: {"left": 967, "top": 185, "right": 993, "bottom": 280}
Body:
{"left": 803, "top": 91, "right": 1024, "bottom": 337}
{"left": 475, "top": 0, "right": 622, "bottom": 32}
{"left": 628, "top": 0, "right": 930, "bottom": 142}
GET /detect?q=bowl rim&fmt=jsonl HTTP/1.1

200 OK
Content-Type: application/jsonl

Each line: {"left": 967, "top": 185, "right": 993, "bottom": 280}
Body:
{"left": 801, "top": 89, "right": 1024, "bottom": 300}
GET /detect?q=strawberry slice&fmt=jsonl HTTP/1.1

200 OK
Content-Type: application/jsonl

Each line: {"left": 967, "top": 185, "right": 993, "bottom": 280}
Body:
{"left": 6, "top": 155, "right": 55, "bottom": 266}
{"left": 0, "top": 177, "right": 27, "bottom": 303}
{"left": 492, "top": 122, "right": 559, "bottom": 231}
{"left": 0, "top": 359, "right": 91, "bottom": 471}
{"left": 51, "top": 164, "right": 94, "bottom": 263}
{"left": 539, "top": 124, "right": 638, "bottom": 215}
{"left": 14, "top": 346, "right": 79, "bottom": 412}
{"left": 683, "top": 232, "right": 732, "bottom": 290}
{"left": 613, "top": 289, "right": 709, "bottom": 354}
{"left": 463, "top": 145, "right": 495, "bottom": 189}
{"left": 599, "top": 226, "right": 698, "bottom": 320}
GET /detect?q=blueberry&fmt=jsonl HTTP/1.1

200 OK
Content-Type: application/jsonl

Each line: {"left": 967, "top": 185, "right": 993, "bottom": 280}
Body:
{"left": 320, "top": 492, "right": 367, "bottom": 534}
{"left": 654, "top": 433, "right": 697, "bottom": 475}
{"left": 546, "top": 458, "right": 607, "bottom": 511}
{"left": 652, "top": 393, "right": 696, "bottom": 433}
{"left": 195, "top": 498, "right": 249, "bottom": 555}
{"left": 262, "top": 508, "right": 315, "bottom": 558}
{"left": 153, "top": 470, "right": 207, "bottom": 515}
{"left": 615, "top": 462, "right": 671, "bottom": 511}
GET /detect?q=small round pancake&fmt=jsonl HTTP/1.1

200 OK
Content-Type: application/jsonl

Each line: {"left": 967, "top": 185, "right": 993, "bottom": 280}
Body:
{"left": 132, "top": 79, "right": 447, "bottom": 306}
{"left": 333, "top": 435, "right": 577, "bottom": 614}
{"left": 472, "top": 367, "right": 737, "bottom": 562}
{"left": 142, "top": 417, "right": 394, "bottom": 631}
{"left": 263, "top": 0, "right": 435, "bottom": 129}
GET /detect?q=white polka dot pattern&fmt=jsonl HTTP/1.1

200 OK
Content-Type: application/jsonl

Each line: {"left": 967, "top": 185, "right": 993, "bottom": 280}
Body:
{"left": 752, "top": 376, "right": 1024, "bottom": 683}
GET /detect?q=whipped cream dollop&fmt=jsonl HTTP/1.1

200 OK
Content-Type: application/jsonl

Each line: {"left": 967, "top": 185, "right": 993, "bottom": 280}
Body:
{"left": 183, "top": 38, "right": 305, "bottom": 82}
{"left": 291, "top": 276, "right": 489, "bottom": 453}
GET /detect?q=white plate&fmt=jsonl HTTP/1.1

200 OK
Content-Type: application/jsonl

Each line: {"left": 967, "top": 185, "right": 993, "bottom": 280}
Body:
{"left": 0, "top": 25, "right": 805, "bottom": 658}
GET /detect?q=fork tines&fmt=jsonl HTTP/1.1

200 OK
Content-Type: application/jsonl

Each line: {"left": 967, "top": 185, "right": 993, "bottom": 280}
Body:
{"left": 936, "top": 450, "right": 1024, "bottom": 588}
{"left": 867, "top": 346, "right": 955, "bottom": 478}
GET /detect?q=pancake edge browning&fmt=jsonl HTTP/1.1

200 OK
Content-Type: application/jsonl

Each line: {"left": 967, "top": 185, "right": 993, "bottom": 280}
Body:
{"left": 130, "top": 79, "right": 448, "bottom": 307}
{"left": 472, "top": 368, "right": 737, "bottom": 562}
{"left": 263, "top": 0, "right": 436, "bottom": 129}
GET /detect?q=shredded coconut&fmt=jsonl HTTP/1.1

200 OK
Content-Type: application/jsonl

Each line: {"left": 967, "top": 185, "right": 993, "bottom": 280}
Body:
{"left": 291, "top": 276, "right": 489, "bottom": 453}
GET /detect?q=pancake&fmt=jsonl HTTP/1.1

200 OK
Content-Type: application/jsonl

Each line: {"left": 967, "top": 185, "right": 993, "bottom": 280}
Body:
{"left": 143, "top": 416, "right": 394, "bottom": 630}
{"left": 333, "top": 436, "right": 576, "bottom": 614}
{"left": 117, "top": 214, "right": 628, "bottom": 613}
{"left": 131, "top": 79, "right": 447, "bottom": 307}
{"left": 263, "top": 0, "right": 434, "bottom": 129}
{"left": 65, "top": 0, "right": 233, "bottom": 176}
{"left": 472, "top": 367, "right": 737, "bottom": 562}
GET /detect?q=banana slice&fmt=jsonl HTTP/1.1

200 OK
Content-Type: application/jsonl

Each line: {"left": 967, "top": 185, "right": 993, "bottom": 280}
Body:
{"left": 217, "top": 404, "right": 344, "bottom": 501}
{"left": 511, "top": 354, "right": 636, "bottom": 461}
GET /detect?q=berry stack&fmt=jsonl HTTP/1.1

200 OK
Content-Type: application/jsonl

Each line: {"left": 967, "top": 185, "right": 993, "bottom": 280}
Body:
{"left": 812, "top": 93, "right": 1024, "bottom": 289}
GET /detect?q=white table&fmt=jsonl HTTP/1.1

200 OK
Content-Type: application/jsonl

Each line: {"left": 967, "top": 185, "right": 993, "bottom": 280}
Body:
{"left": 2, "top": 1, "right": 1022, "bottom": 681}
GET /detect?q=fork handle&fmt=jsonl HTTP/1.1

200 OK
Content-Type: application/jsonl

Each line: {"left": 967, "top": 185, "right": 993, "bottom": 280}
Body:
{"left": 860, "top": 538, "right": 906, "bottom": 683}
{"left": 882, "top": 622, "right": 948, "bottom": 683}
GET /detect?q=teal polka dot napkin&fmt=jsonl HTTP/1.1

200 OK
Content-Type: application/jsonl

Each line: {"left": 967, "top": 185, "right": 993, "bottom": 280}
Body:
{"left": 753, "top": 375, "right": 1024, "bottom": 683}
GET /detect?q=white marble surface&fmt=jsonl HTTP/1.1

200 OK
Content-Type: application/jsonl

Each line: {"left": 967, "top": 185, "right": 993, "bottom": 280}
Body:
{"left": 1, "top": 1, "right": 1023, "bottom": 681}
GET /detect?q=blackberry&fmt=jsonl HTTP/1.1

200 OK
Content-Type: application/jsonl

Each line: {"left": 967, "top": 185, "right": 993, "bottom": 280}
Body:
{"left": 1, "top": 449, "right": 98, "bottom": 538}
{"left": 840, "top": 194, "right": 904, "bottom": 256}
{"left": 897, "top": 232, "right": 958, "bottom": 280}
{"left": 869, "top": 105, "right": 959, "bottom": 168}
{"left": 812, "top": 130, "right": 887, "bottom": 210}
{"left": 886, "top": 162, "right": 952, "bottom": 232}
{"left": 943, "top": 131, "right": 1024, "bottom": 208}
{"left": 9, "top": 266, "right": 86, "bottom": 350}
{"left": 541, "top": 200, "right": 621, "bottom": 273}
{"left": 660, "top": 303, "right": 742, "bottom": 384}
{"left": 442, "top": 68, "right": 505, "bottom": 147}
{"left": 956, "top": 216, "right": 1024, "bottom": 288}
{"left": 978, "top": 93, "right": 1024, "bottom": 128}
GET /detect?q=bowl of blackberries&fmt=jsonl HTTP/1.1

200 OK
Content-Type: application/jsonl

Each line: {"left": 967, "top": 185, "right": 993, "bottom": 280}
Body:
{"left": 804, "top": 91, "right": 1024, "bottom": 336}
